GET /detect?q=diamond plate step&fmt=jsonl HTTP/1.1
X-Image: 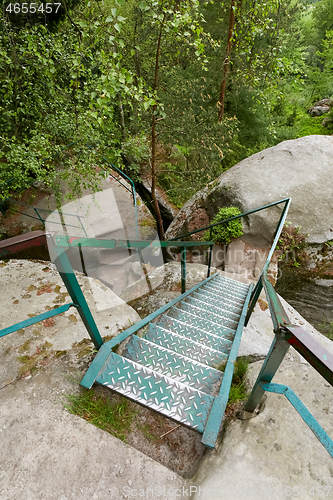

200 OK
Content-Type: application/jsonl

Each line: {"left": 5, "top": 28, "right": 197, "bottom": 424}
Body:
{"left": 144, "top": 324, "right": 228, "bottom": 368}
{"left": 177, "top": 301, "right": 238, "bottom": 329}
{"left": 213, "top": 274, "right": 249, "bottom": 287}
{"left": 192, "top": 290, "right": 243, "bottom": 314}
{"left": 97, "top": 352, "right": 214, "bottom": 432}
{"left": 209, "top": 273, "right": 249, "bottom": 288}
{"left": 203, "top": 282, "right": 247, "bottom": 301}
{"left": 165, "top": 307, "right": 235, "bottom": 338}
{"left": 123, "top": 335, "right": 222, "bottom": 395}
{"left": 207, "top": 280, "right": 249, "bottom": 295}
{"left": 81, "top": 273, "right": 252, "bottom": 443}
{"left": 184, "top": 295, "right": 241, "bottom": 322}
{"left": 156, "top": 315, "right": 232, "bottom": 351}
{"left": 190, "top": 287, "right": 244, "bottom": 310}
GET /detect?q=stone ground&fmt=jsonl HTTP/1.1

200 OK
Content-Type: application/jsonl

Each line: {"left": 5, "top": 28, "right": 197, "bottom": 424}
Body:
{"left": 194, "top": 355, "right": 333, "bottom": 500}
{"left": 0, "top": 361, "right": 188, "bottom": 500}
{"left": 0, "top": 259, "right": 332, "bottom": 499}
{"left": 0, "top": 261, "right": 208, "bottom": 489}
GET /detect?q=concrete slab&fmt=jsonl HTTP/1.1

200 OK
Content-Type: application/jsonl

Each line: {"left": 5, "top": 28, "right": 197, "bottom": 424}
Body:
{"left": 0, "top": 259, "right": 140, "bottom": 385}
{"left": 194, "top": 356, "right": 333, "bottom": 500}
{"left": 0, "top": 361, "right": 187, "bottom": 500}
{"left": 194, "top": 292, "right": 333, "bottom": 500}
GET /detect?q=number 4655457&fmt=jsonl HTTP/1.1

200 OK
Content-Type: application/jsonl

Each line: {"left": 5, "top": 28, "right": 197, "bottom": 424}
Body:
{"left": 6, "top": 3, "right": 62, "bottom": 14}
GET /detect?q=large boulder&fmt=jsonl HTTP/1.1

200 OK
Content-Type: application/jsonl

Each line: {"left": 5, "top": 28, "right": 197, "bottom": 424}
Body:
{"left": 166, "top": 136, "right": 333, "bottom": 247}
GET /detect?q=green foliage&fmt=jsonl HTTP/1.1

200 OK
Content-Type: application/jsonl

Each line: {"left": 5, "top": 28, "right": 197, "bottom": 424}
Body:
{"left": 276, "top": 224, "right": 308, "bottom": 268}
{"left": 228, "top": 358, "right": 249, "bottom": 404}
{"left": 318, "top": 321, "right": 333, "bottom": 340}
{"left": 121, "top": 134, "right": 150, "bottom": 179}
{"left": 0, "top": 2, "right": 151, "bottom": 201}
{"left": 65, "top": 389, "right": 136, "bottom": 441}
{"left": 0, "top": 0, "right": 332, "bottom": 208}
{"left": 205, "top": 206, "right": 244, "bottom": 245}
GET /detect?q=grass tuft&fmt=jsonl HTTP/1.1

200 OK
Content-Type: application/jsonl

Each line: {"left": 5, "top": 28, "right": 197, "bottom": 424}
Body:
{"left": 228, "top": 358, "right": 249, "bottom": 404}
{"left": 65, "top": 390, "right": 136, "bottom": 441}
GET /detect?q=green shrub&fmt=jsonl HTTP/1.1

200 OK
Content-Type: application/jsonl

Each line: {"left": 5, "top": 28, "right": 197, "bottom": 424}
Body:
{"left": 276, "top": 223, "right": 308, "bottom": 268}
{"left": 205, "top": 206, "right": 244, "bottom": 245}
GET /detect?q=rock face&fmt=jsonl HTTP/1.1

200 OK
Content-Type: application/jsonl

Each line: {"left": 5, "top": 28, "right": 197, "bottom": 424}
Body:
{"left": 308, "top": 98, "right": 332, "bottom": 117}
{"left": 0, "top": 259, "right": 140, "bottom": 384}
{"left": 166, "top": 136, "right": 333, "bottom": 246}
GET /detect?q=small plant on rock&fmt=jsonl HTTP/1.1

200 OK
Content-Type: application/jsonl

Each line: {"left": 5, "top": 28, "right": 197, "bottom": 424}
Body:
{"left": 205, "top": 206, "right": 244, "bottom": 245}
{"left": 276, "top": 223, "right": 308, "bottom": 268}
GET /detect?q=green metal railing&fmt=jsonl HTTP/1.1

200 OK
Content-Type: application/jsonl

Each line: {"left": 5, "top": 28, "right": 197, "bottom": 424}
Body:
{"left": 1, "top": 197, "right": 332, "bottom": 456}
{"left": 172, "top": 197, "right": 291, "bottom": 320}
{"left": 0, "top": 198, "right": 289, "bottom": 344}
{"left": 244, "top": 274, "right": 333, "bottom": 457}
{"left": 0, "top": 232, "right": 214, "bottom": 345}
{"left": 54, "top": 234, "right": 214, "bottom": 294}
{"left": 171, "top": 197, "right": 333, "bottom": 456}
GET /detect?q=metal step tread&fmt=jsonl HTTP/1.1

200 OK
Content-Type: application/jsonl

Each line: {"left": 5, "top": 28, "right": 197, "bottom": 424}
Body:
{"left": 203, "top": 281, "right": 248, "bottom": 300}
{"left": 184, "top": 295, "right": 241, "bottom": 322}
{"left": 81, "top": 273, "right": 251, "bottom": 444}
{"left": 206, "top": 274, "right": 249, "bottom": 289}
{"left": 166, "top": 307, "right": 236, "bottom": 337}
{"left": 144, "top": 324, "right": 228, "bottom": 368}
{"left": 156, "top": 315, "right": 233, "bottom": 350}
{"left": 213, "top": 274, "right": 249, "bottom": 290}
{"left": 200, "top": 284, "right": 248, "bottom": 304}
{"left": 96, "top": 351, "right": 214, "bottom": 432}
{"left": 193, "top": 288, "right": 244, "bottom": 312}
{"left": 123, "top": 335, "right": 222, "bottom": 395}
{"left": 177, "top": 301, "right": 238, "bottom": 329}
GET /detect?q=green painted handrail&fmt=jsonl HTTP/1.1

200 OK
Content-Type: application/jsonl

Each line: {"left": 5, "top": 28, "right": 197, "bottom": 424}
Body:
{"left": 171, "top": 197, "right": 291, "bottom": 323}
{"left": 0, "top": 303, "right": 74, "bottom": 338}
{"left": 54, "top": 235, "right": 215, "bottom": 294}
{"left": 54, "top": 235, "right": 214, "bottom": 249}
{"left": 172, "top": 198, "right": 291, "bottom": 241}
{"left": 261, "top": 383, "right": 333, "bottom": 458}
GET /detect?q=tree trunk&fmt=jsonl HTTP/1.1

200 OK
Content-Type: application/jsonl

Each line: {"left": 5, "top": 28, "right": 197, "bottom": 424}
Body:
{"left": 218, "top": 0, "right": 240, "bottom": 122}
{"left": 151, "top": 14, "right": 166, "bottom": 240}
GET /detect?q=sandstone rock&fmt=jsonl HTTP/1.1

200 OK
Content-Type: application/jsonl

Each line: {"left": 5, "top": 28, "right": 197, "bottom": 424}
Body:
{"left": 0, "top": 259, "right": 140, "bottom": 384}
{"left": 308, "top": 105, "right": 330, "bottom": 116}
{"left": 308, "top": 98, "right": 333, "bottom": 116}
{"left": 166, "top": 136, "right": 333, "bottom": 246}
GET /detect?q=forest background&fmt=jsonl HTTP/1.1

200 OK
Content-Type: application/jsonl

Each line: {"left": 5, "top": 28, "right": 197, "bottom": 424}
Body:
{"left": 0, "top": 0, "right": 332, "bottom": 237}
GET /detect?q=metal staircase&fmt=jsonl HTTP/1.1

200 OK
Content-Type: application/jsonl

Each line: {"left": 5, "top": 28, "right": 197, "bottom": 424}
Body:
{"left": 81, "top": 272, "right": 253, "bottom": 447}
{"left": 1, "top": 196, "right": 332, "bottom": 455}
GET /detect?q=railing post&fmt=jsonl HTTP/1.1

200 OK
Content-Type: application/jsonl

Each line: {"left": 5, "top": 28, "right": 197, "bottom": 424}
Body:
{"left": 207, "top": 228, "right": 213, "bottom": 278}
{"left": 48, "top": 236, "right": 104, "bottom": 350}
{"left": 181, "top": 246, "right": 186, "bottom": 293}
{"left": 78, "top": 243, "right": 87, "bottom": 276}
{"left": 244, "top": 278, "right": 263, "bottom": 326}
{"left": 33, "top": 207, "right": 45, "bottom": 226}
{"left": 244, "top": 331, "right": 290, "bottom": 412}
